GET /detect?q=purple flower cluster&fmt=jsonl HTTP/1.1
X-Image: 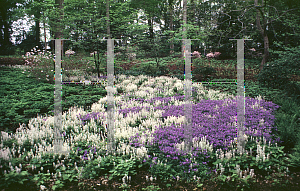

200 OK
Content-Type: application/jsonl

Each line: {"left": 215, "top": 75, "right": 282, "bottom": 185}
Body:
{"left": 129, "top": 96, "right": 281, "bottom": 158}
{"left": 76, "top": 94, "right": 186, "bottom": 126}
{"left": 77, "top": 145, "right": 97, "bottom": 160}
{"left": 118, "top": 95, "right": 186, "bottom": 118}
{"left": 73, "top": 88, "right": 281, "bottom": 169}
{"left": 77, "top": 112, "right": 102, "bottom": 125}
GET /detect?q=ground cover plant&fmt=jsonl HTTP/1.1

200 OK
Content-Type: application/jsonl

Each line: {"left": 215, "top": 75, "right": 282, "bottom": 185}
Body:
{"left": 0, "top": 65, "right": 108, "bottom": 134}
{"left": 0, "top": 50, "right": 300, "bottom": 191}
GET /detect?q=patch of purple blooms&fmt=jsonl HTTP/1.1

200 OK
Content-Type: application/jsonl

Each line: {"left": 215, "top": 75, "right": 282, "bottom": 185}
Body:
{"left": 76, "top": 94, "right": 186, "bottom": 125}
{"left": 77, "top": 145, "right": 97, "bottom": 160}
{"left": 128, "top": 96, "right": 281, "bottom": 159}
{"left": 74, "top": 88, "right": 282, "bottom": 171}
{"left": 77, "top": 112, "right": 102, "bottom": 125}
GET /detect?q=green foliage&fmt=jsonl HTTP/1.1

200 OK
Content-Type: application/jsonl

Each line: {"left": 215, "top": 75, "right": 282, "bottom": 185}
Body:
{"left": 211, "top": 138, "right": 291, "bottom": 191}
{"left": 56, "top": 166, "right": 79, "bottom": 185}
{"left": 271, "top": 96, "right": 300, "bottom": 154}
{"left": 147, "top": 162, "right": 178, "bottom": 184}
{"left": 117, "top": 69, "right": 147, "bottom": 77}
{"left": 0, "top": 64, "right": 108, "bottom": 133}
{"left": 81, "top": 155, "right": 115, "bottom": 179}
{"left": 108, "top": 156, "right": 138, "bottom": 181}
{"left": 256, "top": 61, "right": 293, "bottom": 90}
{"left": 142, "top": 185, "right": 162, "bottom": 191}
{"left": 118, "top": 183, "right": 132, "bottom": 190}
{"left": 81, "top": 158, "right": 103, "bottom": 180}
{"left": 0, "top": 170, "right": 33, "bottom": 190}
{"left": 194, "top": 66, "right": 217, "bottom": 81}
{"left": 256, "top": 45, "right": 300, "bottom": 90}
{"left": 1, "top": 138, "right": 18, "bottom": 149}
{"left": 135, "top": 61, "right": 158, "bottom": 75}
{"left": 288, "top": 137, "right": 300, "bottom": 172}
{"left": 213, "top": 173, "right": 255, "bottom": 190}
{"left": 32, "top": 172, "right": 52, "bottom": 189}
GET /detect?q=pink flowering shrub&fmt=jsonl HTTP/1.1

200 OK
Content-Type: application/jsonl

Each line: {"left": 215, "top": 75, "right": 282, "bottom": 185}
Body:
{"left": 65, "top": 49, "right": 75, "bottom": 57}
{"left": 206, "top": 52, "right": 221, "bottom": 59}
{"left": 22, "top": 46, "right": 54, "bottom": 67}
{"left": 192, "top": 51, "right": 201, "bottom": 58}
{"left": 213, "top": 52, "right": 221, "bottom": 58}
{"left": 206, "top": 52, "right": 215, "bottom": 59}
{"left": 22, "top": 47, "right": 55, "bottom": 82}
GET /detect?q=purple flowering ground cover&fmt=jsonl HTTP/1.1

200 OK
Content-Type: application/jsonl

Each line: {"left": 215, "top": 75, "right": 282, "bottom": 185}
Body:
{"left": 75, "top": 84, "right": 285, "bottom": 186}
{"left": 1, "top": 69, "right": 288, "bottom": 190}
{"left": 139, "top": 96, "right": 280, "bottom": 152}
{"left": 78, "top": 93, "right": 282, "bottom": 157}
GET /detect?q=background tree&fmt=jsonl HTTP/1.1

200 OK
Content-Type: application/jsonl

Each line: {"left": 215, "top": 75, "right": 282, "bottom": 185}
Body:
{"left": 106, "top": 0, "right": 110, "bottom": 40}
{"left": 1, "top": 0, "right": 299, "bottom": 65}
{"left": 168, "top": 0, "right": 175, "bottom": 54}
{"left": 181, "top": 0, "right": 187, "bottom": 58}
{"left": 0, "top": 0, "right": 25, "bottom": 55}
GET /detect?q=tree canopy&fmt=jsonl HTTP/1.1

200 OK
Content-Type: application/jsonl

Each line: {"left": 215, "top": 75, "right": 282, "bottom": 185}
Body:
{"left": 1, "top": 0, "right": 299, "bottom": 66}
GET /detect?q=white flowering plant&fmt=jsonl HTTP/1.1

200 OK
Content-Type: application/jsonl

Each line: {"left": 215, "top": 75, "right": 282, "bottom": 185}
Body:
{"left": 22, "top": 47, "right": 55, "bottom": 83}
{"left": 0, "top": 73, "right": 289, "bottom": 190}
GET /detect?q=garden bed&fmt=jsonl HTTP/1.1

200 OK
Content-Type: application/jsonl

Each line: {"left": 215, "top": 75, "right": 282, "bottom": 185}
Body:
{"left": 0, "top": 55, "right": 300, "bottom": 191}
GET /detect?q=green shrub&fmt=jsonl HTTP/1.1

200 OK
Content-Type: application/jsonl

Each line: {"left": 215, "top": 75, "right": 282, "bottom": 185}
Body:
{"left": 256, "top": 45, "right": 300, "bottom": 90}
{"left": 271, "top": 96, "right": 300, "bottom": 154}
{"left": 0, "top": 170, "right": 35, "bottom": 191}
{"left": 256, "top": 61, "right": 292, "bottom": 89}
{"left": 193, "top": 66, "right": 217, "bottom": 81}
{"left": 288, "top": 137, "right": 300, "bottom": 172}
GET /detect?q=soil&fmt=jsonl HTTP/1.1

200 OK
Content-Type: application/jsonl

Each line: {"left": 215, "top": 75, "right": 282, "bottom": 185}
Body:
{"left": 55, "top": 170, "right": 300, "bottom": 191}
{"left": 0, "top": 57, "right": 25, "bottom": 66}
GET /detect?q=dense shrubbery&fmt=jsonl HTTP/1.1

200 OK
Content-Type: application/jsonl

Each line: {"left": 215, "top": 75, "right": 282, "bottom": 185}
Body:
{"left": 256, "top": 45, "right": 300, "bottom": 90}
{"left": 0, "top": 66, "right": 108, "bottom": 133}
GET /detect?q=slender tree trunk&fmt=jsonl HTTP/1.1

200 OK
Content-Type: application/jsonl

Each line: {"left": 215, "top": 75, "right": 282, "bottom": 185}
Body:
{"left": 2, "top": 13, "right": 10, "bottom": 46}
{"left": 44, "top": 15, "right": 47, "bottom": 52}
{"left": 255, "top": 0, "right": 269, "bottom": 71}
{"left": 106, "top": 0, "right": 110, "bottom": 39}
{"left": 191, "top": 0, "right": 197, "bottom": 50}
{"left": 54, "top": 0, "right": 64, "bottom": 57}
{"left": 35, "top": 11, "right": 41, "bottom": 50}
{"left": 35, "top": 20, "right": 40, "bottom": 49}
{"left": 181, "top": 0, "right": 187, "bottom": 58}
{"left": 169, "top": 0, "right": 174, "bottom": 54}
{"left": 261, "top": 34, "right": 269, "bottom": 67}
{"left": 50, "top": 29, "right": 54, "bottom": 53}
{"left": 148, "top": 18, "right": 153, "bottom": 39}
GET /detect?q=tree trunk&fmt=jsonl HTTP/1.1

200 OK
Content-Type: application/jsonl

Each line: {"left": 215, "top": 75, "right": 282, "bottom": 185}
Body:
{"left": 181, "top": 0, "right": 187, "bottom": 58}
{"left": 148, "top": 18, "right": 153, "bottom": 39}
{"left": 35, "top": 20, "right": 40, "bottom": 49}
{"left": 261, "top": 33, "right": 269, "bottom": 69}
{"left": 2, "top": 12, "right": 10, "bottom": 47}
{"left": 106, "top": 0, "right": 110, "bottom": 39}
{"left": 255, "top": 0, "right": 269, "bottom": 71}
{"left": 54, "top": 0, "right": 64, "bottom": 57}
{"left": 35, "top": 11, "right": 41, "bottom": 50}
{"left": 44, "top": 17, "right": 47, "bottom": 52}
{"left": 191, "top": 0, "right": 197, "bottom": 50}
{"left": 169, "top": 0, "right": 174, "bottom": 54}
{"left": 50, "top": 29, "right": 54, "bottom": 53}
